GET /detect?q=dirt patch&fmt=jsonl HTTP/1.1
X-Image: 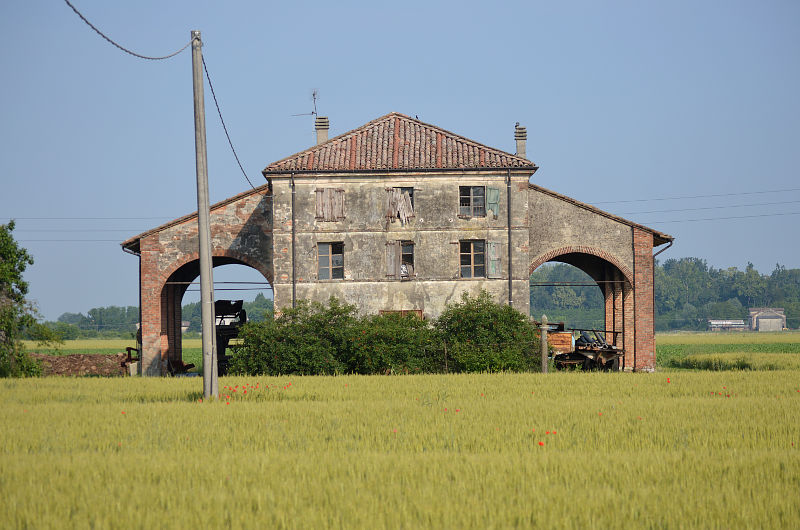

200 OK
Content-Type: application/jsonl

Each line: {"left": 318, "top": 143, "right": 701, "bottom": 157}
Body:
{"left": 30, "top": 353, "right": 129, "bottom": 377}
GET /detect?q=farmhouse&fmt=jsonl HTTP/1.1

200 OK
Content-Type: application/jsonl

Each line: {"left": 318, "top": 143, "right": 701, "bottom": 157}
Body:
{"left": 121, "top": 113, "right": 673, "bottom": 375}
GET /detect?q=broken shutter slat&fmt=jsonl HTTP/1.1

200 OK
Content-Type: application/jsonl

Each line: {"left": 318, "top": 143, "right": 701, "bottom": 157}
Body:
{"left": 487, "top": 187, "right": 500, "bottom": 218}
{"left": 487, "top": 241, "right": 502, "bottom": 278}
{"left": 400, "top": 190, "right": 413, "bottom": 224}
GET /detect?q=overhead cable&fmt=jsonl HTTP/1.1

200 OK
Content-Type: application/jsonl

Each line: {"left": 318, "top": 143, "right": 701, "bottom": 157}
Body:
{"left": 594, "top": 186, "right": 800, "bottom": 205}
{"left": 621, "top": 199, "right": 800, "bottom": 215}
{"left": 64, "top": 0, "right": 191, "bottom": 60}
{"left": 202, "top": 56, "right": 256, "bottom": 189}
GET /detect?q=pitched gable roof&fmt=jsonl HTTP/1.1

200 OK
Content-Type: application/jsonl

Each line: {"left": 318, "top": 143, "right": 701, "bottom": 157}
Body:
{"left": 263, "top": 112, "right": 537, "bottom": 174}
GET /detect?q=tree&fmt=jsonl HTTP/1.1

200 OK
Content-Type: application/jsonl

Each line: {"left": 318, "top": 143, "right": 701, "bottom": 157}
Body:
{"left": 0, "top": 221, "right": 41, "bottom": 377}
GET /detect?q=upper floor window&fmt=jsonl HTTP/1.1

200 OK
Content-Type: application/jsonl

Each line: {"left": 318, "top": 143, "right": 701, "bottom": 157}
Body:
{"left": 315, "top": 188, "right": 345, "bottom": 222}
{"left": 318, "top": 242, "right": 344, "bottom": 279}
{"left": 386, "top": 187, "right": 414, "bottom": 224}
{"left": 460, "top": 240, "right": 485, "bottom": 278}
{"left": 459, "top": 186, "right": 485, "bottom": 218}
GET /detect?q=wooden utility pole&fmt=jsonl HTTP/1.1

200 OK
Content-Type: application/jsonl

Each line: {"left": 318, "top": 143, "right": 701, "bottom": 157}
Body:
{"left": 191, "top": 30, "right": 218, "bottom": 398}
{"left": 540, "top": 314, "right": 549, "bottom": 373}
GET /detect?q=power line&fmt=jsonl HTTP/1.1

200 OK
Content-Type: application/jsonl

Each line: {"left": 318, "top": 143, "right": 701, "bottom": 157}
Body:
{"left": 594, "top": 186, "right": 800, "bottom": 205}
{"left": 64, "top": 0, "right": 191, "bottom": 60}
{"left": 2, "top": 217, "right": 170, "bottom": 221}
{"left": 642, "top": 211, "right": 800, "bottom": 224}
{"left": 202, "top": 56, "right": 256, "bottom": 189}
{"left": 16, "top": 229, "right": 149, "bottom": 233}
{"left": 621, "top": 199, "right": 800, "bottom": 216}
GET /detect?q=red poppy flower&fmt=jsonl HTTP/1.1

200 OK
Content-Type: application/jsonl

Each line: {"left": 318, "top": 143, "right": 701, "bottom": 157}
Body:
{"left": 538, "top": 441, "right": 544, "bottom": 446}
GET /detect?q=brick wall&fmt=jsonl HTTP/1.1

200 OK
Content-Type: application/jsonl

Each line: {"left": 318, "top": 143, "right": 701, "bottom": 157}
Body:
{"left": 633, "top": 228, "right": 655, "bottom": 371}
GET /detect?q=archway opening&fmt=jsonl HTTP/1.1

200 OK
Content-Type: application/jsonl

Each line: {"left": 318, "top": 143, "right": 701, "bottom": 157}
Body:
{"left": 160, "top": 259, "right": 273, "bottom": 373}
{"left": 529, "top": 251, "right": 633, "bottom": 369}
{"left": 530, "top": 263, "right": 604, "bottom": 329}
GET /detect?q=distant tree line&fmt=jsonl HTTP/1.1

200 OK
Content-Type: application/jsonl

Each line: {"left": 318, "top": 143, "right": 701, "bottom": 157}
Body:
{"left": 531, "top": 259, "right": 800, "bottom": 331}
{"left": 29, "top": 293, "right": 275, "bottom": 340}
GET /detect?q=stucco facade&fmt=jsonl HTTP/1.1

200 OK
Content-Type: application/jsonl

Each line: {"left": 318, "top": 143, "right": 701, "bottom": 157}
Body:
{"left": 122, "top": 112, "right": 671, "bottom": 375}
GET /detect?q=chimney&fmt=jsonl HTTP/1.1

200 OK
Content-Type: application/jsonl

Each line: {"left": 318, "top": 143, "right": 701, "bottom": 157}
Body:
{"left": 315, "top": 116, "right": 330, "bottom": 145}
{"left": 514, "top": 122, "right": 527, "bottom": 159}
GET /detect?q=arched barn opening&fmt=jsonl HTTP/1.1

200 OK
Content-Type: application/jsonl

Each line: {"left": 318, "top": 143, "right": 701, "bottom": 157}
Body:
{"left": 160, "top": 260, "right": 273, "bottom": 375}
{"left": 529, "top": 249, "right": 633, "bottom": 370}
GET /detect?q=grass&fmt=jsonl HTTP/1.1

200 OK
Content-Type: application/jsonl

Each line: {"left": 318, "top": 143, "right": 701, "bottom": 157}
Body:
{"left": 1, "top": 371, "right": 799, "bottom": 528}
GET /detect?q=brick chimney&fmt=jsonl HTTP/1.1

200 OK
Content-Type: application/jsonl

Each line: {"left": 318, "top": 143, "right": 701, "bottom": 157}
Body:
{"left": 315, "top": 116, "right": 330, "bottom": 145}
{"left": 514, "top": 122, "right": 527, "bottom": 159}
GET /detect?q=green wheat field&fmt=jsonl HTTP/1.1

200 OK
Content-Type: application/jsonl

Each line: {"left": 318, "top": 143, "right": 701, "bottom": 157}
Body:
{"left": 4, "top": 334, "right": 800, "bottom": 528}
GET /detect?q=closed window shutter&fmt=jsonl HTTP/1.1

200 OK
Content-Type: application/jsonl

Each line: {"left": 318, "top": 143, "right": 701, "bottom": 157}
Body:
{"left": 385, "top": 241, "right": 399, "bottom": 278}
{"left": 334, "top": 189, "right": 345, "bottom": 220}
{"left": 487, "top": 187, "right": 500, "bottom": 218}
{"left": 487, "top": 241, "right": 502, "bottom": 278}
{"left": 315, "top": 189, "right": 324, "bottom": 219}
{"left": 385, "top": 188, "right": 395, "bottom": 219}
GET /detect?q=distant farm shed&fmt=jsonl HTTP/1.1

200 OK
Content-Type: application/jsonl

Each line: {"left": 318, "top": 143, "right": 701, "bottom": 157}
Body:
{"left": 121, "top": 112, "right": 673, "bottom": 375}
{"left": 748, "top": 308, "right": 786, "bottom": 331}
{"left": 707, "top": 319, "right": 746, "bottom": 331}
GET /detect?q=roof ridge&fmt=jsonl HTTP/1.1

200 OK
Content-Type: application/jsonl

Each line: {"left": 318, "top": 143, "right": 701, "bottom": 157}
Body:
{"left": 263, "top": 112, "right": 536, "bottom": 174}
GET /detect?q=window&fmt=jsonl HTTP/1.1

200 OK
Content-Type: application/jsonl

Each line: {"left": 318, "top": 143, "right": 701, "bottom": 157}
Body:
{"left": 386, "top": 187, "right": 414, "bottom": 224}
{"left": 315, "top": 188, "right": 345, "bottom": 221}
{"left": 386, "top": 240, "right": 414, "bottom": 279}
{"left": 459, "top": 186, "right": 485, "bottom": 217}
{"left": 318, "top": 242, "right": 344, "bottom": 279}
{"left": 460, "top": 240, "right": 485, "bottom": 278}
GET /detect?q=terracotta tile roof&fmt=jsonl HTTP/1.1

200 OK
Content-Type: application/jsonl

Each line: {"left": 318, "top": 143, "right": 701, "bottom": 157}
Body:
{"left": 263, "top": 112, "right": 537, "bottom": 174}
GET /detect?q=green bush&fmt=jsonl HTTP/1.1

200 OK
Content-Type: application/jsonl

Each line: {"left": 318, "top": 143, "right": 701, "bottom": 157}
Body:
{"left": 435, "top": 291, "right": 539, "bottom": 372}
{"left": 349, "top": 312, "right": 441, "bottom": 374}
{"left": 230, "top": 291, "right": 540, "bottom": 376}
{"left": 229, "top": 297, "right": 357, "bottom": 376}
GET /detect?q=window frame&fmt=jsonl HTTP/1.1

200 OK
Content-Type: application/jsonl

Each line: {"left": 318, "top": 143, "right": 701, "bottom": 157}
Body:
{"left": 400, "top": 240, "right": 414, "bottom": 279}
{"left": 459, "top": 186, "right": 486, "bottom": 218}
{"left": 318, "top": 241, "right": 344, "bottom": 280}
{"left": 460, "top": 239, "right": 486, "bottom": 279}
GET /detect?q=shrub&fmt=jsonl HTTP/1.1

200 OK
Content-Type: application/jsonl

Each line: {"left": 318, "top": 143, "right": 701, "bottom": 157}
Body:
{"left": 435, "top": 291, "right": 539, "bottom": 372}
{"left": 229, "top": 297, "right": 358, "bottom": 376}
{"left": 348, "top": 312, "right": 441, "bottom": 374}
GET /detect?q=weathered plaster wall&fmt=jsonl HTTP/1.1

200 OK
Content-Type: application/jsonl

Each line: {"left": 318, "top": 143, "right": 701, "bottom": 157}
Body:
{"left": 270, "top": 171, "right": 531, "bottom": 319}
{"left": 528, "top": 189, "right": 633, "bottom": 275}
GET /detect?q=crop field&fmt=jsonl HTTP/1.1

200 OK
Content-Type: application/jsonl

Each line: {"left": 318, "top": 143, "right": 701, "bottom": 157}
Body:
{"left": 2, "top": 369, "right": 799, "bottom": 528}
{"left": 656, "top": 331, "right": 800, "bottom": 371}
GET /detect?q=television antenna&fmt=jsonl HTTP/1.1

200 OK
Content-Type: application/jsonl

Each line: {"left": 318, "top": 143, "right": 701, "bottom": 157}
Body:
{"left": 290, "top": 89, "right": 319, "bottom": 117}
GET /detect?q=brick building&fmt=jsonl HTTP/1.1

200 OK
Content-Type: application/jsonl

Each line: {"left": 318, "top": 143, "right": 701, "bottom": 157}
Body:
{"left": 122, "top": 113, "right": 672, "bottom": 375}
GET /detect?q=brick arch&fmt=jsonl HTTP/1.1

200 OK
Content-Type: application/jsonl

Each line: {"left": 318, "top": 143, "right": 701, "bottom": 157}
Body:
{"left": 159, "top": 247, "right": 274, "bottom": 288}
{"left": 528, "top": 245, "right": 633, "bottom": 284}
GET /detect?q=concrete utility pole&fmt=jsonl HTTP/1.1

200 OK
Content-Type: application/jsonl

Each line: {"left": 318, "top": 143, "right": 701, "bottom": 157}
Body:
{"left": 191, "top": 30, "right": 218, "bottom": 398}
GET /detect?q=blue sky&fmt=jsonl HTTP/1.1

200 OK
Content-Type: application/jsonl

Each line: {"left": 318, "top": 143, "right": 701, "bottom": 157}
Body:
{"left": 2, "top": 1, "right": 799, "bottom": 319}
